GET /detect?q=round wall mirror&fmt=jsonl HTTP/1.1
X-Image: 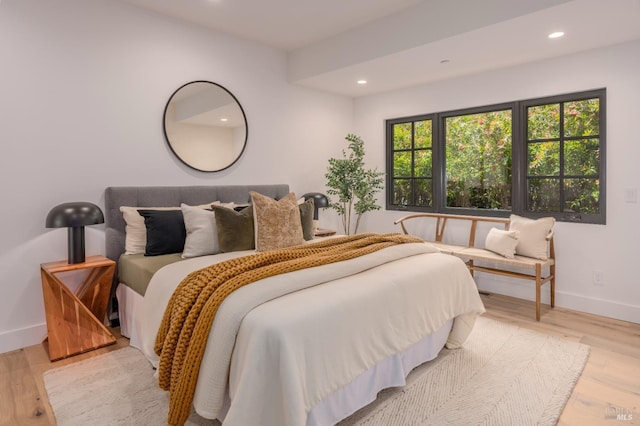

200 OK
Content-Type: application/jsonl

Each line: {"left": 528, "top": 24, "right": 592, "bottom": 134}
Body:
{"left": 163, "top": 81, "right": 248, "bottom": 172}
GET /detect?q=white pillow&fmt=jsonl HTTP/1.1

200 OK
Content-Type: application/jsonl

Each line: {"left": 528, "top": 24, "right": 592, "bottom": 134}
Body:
{"left": 484, "top": 228, "right": 519, "bottom": 259}
{"left": 181, "top": 202, "right": 233, "bottom": 258}
{"left": 509, "top": 214, "right": 555, "bottom": 260}
{"left": 120, "top": 206, "right": 179, "bottom": 255}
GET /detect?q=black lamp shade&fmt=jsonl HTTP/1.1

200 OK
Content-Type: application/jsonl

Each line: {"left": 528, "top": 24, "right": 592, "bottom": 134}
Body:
{"left": 302, "top": 192, "right": 329, "bottom": 220}
{"left": 46, "top": 202, "right": 104, "bottom": 264}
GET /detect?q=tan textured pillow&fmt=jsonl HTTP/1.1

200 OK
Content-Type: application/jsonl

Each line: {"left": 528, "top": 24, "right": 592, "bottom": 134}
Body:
{"left": 509, "top": 214, "right": 555, "bottom": 260}
{"left": 250, "top": 191, "right": 304, "bottom": 252}
{"left": 484, "top": 228, "right": 519, "bottom": 259}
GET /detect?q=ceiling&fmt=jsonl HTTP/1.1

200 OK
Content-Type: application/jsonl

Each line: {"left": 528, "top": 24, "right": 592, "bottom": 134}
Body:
{"left": 116, "top": 0, "right": 425, "bottom": 51}
{"left": 119, "top": 0, "right": 640, "bottom": 97}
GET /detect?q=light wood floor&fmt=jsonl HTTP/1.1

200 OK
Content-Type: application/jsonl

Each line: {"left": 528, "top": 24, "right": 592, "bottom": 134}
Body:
{"left": 1, "top": 293, "right": 638, "bottom": 425}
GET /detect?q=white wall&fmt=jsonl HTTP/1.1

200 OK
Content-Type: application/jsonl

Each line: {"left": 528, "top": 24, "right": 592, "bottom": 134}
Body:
{"left": 353, "top": 40, "right": 640, "bottom": 323}
{"left": 0, "top": 0, "right": 352, "bottom": 353}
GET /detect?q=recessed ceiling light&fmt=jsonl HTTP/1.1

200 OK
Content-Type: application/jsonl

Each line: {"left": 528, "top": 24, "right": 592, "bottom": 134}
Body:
{"left": 220, "top": 118, "right": 228, "bottom": 122}
{"left": 548, "top": 31, "right": 565, "bottom": 39}
{"left": 357, "top": 80, "right": 367, "bottom": 85}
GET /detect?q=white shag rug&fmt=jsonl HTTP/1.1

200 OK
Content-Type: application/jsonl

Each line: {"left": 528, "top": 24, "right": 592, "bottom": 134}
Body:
{"left": 43, "top": 316, "right": 589, "bottom": 426}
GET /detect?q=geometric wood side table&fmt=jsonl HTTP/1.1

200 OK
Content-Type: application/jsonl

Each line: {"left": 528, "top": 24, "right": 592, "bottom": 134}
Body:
{"left": 40, "top": 255, "right": 117, "bottom": 361}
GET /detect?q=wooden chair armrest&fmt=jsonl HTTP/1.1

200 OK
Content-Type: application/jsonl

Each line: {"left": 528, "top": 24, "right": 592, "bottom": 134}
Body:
{"left": 393, "top": 213, "right": 433, "bottom": 225}
{"left": 394, "top": 213, "right": 434, "bottom": 235}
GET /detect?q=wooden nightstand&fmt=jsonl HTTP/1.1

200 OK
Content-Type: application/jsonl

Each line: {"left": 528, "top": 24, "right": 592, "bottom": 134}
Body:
{"left": 40, "top": 255, "right": 116, "bottom": 361}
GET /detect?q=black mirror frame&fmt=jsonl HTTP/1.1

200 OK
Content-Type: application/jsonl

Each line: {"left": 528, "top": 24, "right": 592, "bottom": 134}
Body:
{"left": 162, "top": 80, "right": 248, "bottom": 172}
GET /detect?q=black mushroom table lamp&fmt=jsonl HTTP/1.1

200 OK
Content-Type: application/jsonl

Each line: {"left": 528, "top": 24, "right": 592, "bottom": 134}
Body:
{"left": 302, "top": 192, "right": 329, "bottom": 232}
{"left": 46, "top": 202, "right": 105, "bottom": 264}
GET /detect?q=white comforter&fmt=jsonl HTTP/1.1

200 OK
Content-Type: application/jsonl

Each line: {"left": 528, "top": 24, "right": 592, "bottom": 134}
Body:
{"left": 140, "top": 242, "right": 485, "bottom": 426}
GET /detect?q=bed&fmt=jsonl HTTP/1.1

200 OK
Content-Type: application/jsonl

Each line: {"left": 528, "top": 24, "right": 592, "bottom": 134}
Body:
{"left": 104, "top": 185, "right": 485, "bottom": 426}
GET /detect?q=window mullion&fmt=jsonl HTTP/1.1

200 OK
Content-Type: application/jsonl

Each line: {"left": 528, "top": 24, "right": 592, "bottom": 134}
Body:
{"left": 559, "top": 102, "right": 565, "bottom": 213}
{"left": 432, "top": 114, "right": 444, "bottom": 212}
{"left": 410, "top": 121, "right": 416, "bottom": 206}
{"left": 513, "top": 102, "right": 524, "bottom": 214}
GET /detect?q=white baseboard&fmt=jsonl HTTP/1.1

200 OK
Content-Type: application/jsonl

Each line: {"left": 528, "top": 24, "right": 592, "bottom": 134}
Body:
{"left": 0, "top": 323, "right": 47, "bottom": 354}
{"left": 476, "top": 275, "right": 640, "bottom": 324}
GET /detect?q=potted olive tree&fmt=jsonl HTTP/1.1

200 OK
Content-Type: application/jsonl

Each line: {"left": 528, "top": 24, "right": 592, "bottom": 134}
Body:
{"left": 325, "top": 134, "right": 384, "bottom": 235}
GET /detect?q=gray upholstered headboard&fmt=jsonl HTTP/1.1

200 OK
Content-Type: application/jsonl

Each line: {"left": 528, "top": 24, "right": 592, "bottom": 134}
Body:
{"left": 104, "top": 184, "right": 290, "bottom": 264}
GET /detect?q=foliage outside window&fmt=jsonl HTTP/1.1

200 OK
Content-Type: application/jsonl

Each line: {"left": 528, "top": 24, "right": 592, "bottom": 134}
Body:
{"left": 385, "top": 89, "right": 606, "bottom": 224}
{"left": 445, "top": 109, "right": 512, "bottom": 210}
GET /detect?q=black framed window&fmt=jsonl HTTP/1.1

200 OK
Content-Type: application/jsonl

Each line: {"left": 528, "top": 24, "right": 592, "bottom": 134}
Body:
{"left": 387, "top": 115, "right": 434, "bottom": 208}
{"left": 522, "top": 93, "right": 604, "bottom": 223}
{"left": 385, "top": 88, "right": 606, "bottom": 224}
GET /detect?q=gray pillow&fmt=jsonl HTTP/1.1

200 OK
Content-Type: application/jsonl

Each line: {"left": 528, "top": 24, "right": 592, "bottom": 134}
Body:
{"left": 299, "top": 198, "right": 315, "bottom": 241}
{"left": 211, "top": 205, "right": 255, "bottom": 252}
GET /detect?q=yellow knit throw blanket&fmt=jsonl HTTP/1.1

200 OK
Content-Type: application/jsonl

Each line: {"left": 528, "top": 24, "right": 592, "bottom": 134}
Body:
{"left": 154, "top": 232, "right": 423, "bottom": 426}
